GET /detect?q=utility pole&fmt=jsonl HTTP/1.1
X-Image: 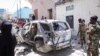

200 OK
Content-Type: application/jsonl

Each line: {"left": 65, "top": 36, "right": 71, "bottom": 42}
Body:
{"left": 19, "top": 0, "right": 21, "bottom": 19}
{"left": 17, "top": 3, "right": 19, "bottom": 18}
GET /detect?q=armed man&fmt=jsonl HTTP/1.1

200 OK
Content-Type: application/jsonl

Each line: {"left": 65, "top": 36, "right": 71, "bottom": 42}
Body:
{"left": 87, "top": 16, "right": 100, "bottom": 56}
{"left": 78, "top": 18, "right": 86, "bottom": 48}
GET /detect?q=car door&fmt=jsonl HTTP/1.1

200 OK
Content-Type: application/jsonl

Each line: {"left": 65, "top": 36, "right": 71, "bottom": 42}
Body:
{"left": 40, "top": 23, "right": 51, "bottom": 43}
{"left": 22, "top": 23, "right": 31, "bottom": 40}
{"left": 53, "top": 21, "right": 71, "bottom": 47}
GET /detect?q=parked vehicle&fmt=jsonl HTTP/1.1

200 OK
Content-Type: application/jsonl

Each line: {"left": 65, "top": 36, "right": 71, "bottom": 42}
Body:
{"left": 17, "top": 20, "right": 72, "bottom": 53}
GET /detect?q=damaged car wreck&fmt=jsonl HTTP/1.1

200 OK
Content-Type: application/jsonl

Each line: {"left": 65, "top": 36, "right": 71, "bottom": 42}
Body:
{"left": 16, "top": 20, "right": 72, "bottom": 53}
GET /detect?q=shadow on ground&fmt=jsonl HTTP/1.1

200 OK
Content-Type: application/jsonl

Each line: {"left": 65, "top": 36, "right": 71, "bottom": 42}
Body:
{"left": 33, "top": 47, "right": 75, "bottom": 56}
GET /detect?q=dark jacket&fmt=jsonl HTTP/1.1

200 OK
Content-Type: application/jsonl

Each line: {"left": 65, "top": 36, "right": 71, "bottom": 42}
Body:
{"left": 32, "top": 15, "right": 35, "bottom": 20}
{"left": 0, "top": 21, "right": 17, "bottom": 56}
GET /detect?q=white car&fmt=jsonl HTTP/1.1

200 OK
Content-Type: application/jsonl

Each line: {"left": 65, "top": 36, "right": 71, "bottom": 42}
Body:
{"left": 17, "top": 20, "right": 72, "bottom": 53}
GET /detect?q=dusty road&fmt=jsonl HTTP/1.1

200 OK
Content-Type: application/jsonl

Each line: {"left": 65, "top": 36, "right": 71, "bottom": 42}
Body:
{"left": 15, "top": 35, "right": 87, "bottom": 56}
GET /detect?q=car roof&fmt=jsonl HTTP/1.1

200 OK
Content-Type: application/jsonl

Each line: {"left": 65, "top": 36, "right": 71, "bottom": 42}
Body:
{"left": 30, "top": 20, "right": 47, "bottom": 23}
{"left": 30, "top": 19, "right": 66, "bottom": 24}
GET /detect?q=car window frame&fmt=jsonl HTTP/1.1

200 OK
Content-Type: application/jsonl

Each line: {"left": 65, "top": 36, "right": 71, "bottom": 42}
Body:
{"left": 40, "top": 23, "right": 51, "bottom": 32}
{"left": 53, "top": 21, "right": 69, "bottom": 31}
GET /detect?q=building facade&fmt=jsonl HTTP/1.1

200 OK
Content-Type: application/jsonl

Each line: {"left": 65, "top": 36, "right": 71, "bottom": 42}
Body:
{"left": 0, "top": 9, "right": 11, "bottom": 19}
{"left": 56, "top": 0, "right": 100, "bottom": 34}
{"left": 0, "top": 9, "right": 6, "bottom": 17}
{"left": 14, "top": 7, "right": 32, "bottom": 19}
{"left": 28, "top": 0, "right": 56, "bottom": 19}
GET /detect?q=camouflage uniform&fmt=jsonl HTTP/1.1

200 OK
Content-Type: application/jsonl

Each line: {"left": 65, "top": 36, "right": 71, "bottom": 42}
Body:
{"left": 79, "top": 22, "right": 86, "bottom": 48}
{"left": 87, "top": 22, "right": 100, "bottom": 56}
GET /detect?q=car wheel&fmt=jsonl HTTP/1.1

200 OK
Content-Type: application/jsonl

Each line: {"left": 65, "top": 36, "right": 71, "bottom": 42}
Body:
{"left": 35, "top": 38, "right": 53, "bottom": 53}
{"left": 35, "top": 39, "right": 44, "bottom": 48}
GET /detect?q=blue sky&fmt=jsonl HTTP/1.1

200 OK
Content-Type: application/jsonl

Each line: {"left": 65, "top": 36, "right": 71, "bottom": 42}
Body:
{"left": 0, "top": 0, "right": 31, "bottom": 13}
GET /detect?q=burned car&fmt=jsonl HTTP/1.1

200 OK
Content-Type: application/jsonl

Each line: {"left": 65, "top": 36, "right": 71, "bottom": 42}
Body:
{"left": 18, "top": 20, "right": 72, "bottom": 53}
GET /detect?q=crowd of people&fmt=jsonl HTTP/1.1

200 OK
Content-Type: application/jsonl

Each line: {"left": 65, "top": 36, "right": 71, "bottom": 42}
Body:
{"left": 78, "top": 16, "right": 100, "bottom": 56}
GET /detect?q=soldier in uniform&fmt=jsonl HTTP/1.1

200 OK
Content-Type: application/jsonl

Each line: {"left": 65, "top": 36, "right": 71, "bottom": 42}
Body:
{"left": 78, "top": 18, "right": 86, "bottom": 48}
{"left": 87, "top": 16, "right": 100, "bottom": 56}
{"left": 81, "top": 19, "right": 87, "bottom": 48}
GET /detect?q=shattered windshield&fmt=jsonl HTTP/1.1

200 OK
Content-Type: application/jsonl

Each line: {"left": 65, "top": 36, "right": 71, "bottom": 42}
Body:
{"left": 40, "top": 23, "right": 50, "bottom": 31}
{"left": 53, "top": 22, "right": 69, "bottom": 31}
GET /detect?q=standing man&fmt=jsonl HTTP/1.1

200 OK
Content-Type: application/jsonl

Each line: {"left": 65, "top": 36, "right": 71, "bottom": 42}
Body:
{"left": 45, "top": 17, "right": 47, "bottom": 19}
{"left": 41, "top": 16, "right": 44, "bottom": 20}
{"left": 32, "top": 15, "right": 35, "bottom": 20}
{"left": 81, "top": 19, "right": 86, "bottom": 48}
{"left": 78, "top": 18, "right": 82, "bottom": 36}
{"left": 0, "top": 19, "right": 17, "bottom": 56}
{"left": 87, "top": 16, "right": 100, "bottom": 56}
{"left": 78, "top": 18, "right": 86, "bottom": 48}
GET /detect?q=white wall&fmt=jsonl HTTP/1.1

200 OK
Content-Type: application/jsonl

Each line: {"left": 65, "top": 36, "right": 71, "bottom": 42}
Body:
{"left": 56, "top": 2, "right": 74, "bottom": 20}
{"left": 56, "top": 0, "right": 100, "bottom": 34}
